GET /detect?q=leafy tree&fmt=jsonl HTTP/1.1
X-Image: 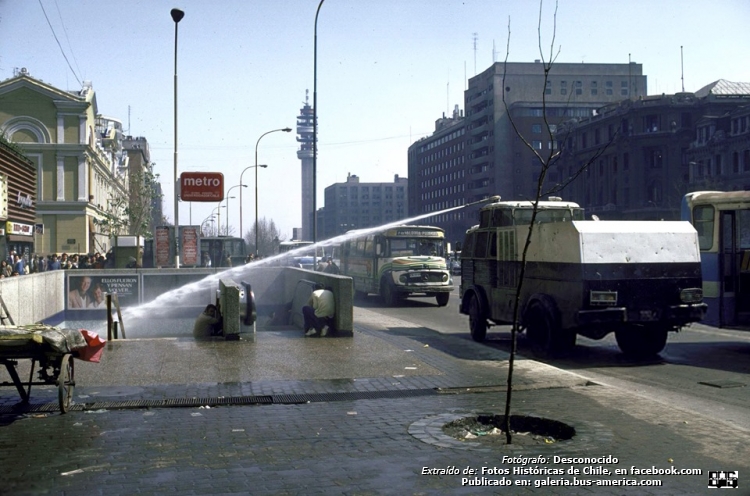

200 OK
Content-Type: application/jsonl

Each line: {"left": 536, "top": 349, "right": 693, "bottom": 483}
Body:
{"left": 93, "top": 162, "right": 162, "bottom": 251}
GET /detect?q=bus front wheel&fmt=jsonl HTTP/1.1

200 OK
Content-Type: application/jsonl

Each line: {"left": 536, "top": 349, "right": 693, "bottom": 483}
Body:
{"left": 435, "top": 293, "right": 450, "bottom": 306}
{"left": 380, "top": 280, "right": 397, "bottom": 307}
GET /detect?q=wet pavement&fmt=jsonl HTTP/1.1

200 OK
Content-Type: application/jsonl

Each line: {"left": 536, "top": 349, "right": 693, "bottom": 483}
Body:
{"left": 0, "top": 307, "right": 748, "bottom": 495}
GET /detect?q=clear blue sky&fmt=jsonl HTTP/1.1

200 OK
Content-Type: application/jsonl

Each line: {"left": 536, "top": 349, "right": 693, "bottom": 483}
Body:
{"left": 2, "top": 0, "right": 749, "bottom": 239}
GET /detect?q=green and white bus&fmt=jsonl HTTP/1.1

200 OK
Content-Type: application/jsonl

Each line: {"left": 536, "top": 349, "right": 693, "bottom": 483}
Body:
{"left": 339, "top": 225, "right": 453, "bottom": 306}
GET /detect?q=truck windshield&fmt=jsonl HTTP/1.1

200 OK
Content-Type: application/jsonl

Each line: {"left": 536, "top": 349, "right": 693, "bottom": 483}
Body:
{"left": 514, "top": 208, "right": 584, "bottom": 225}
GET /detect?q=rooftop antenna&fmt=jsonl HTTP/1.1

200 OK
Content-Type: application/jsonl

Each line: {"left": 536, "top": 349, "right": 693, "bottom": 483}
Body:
{"left": 127, "top": 105, "right": 131, "bottom": 135}
{"left": 628, "top": 53, "right": 632, "bottom": 99}
{"left": 472, "top": 32, "right": 478, "bottom": 75}
{"left": 447, "top": 81, "right": 449, "bottom": 116}
{"left": 492, "top": 39, "right": 496, "bottom": 63}
{"left": 680, "top": 45, "right": 685, "bottom": 92}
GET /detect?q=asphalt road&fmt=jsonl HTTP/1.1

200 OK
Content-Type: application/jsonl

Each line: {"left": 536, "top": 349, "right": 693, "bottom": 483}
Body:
{"left": 355, "top": 279, "right": 750, "bottom": 431}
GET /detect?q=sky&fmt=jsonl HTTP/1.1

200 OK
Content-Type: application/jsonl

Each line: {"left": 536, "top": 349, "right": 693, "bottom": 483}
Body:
{"left": 1, "top": 0, "right": 749, "bottom": 240}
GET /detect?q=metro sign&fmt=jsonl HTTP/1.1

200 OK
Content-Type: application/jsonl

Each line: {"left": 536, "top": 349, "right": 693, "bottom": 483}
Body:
{"left": 180, "top": 172, "right": 224, "bottom": 202}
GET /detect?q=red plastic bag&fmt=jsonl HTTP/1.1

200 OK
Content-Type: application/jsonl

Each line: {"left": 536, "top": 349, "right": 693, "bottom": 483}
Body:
{"left": 77, "top": 329, "right": 107, "bottom": 363}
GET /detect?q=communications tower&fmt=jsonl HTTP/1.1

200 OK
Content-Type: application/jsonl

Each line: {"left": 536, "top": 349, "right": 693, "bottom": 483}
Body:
{"left": 296, "top": 90, "right": 315, "bottom": 241}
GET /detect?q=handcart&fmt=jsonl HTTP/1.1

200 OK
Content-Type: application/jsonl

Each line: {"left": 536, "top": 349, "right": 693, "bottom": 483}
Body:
{"left": 0, "top": 326, "right": 102, "bottom": 413}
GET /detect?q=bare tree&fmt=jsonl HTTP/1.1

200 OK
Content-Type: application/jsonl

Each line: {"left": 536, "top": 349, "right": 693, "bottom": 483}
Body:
{"left": 500, "top": 0, "right": 616, "bottom": 443}
{"left": 246, "top": 217, "right": 285, "bottom": 257}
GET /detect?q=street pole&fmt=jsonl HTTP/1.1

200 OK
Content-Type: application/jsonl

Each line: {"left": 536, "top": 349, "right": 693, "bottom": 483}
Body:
{"left": 313, "top": 0, "right": 324, "bottom": 245}
{"left": 252, "top": 127, "right": 291, "bottom": 257}
{"left": 240, "top": 165, "right": 266, "bottom": 247}
{"left": 224, "top": 185, "right": 244, "bottom": 235}
{"left": 170, "top": 8, "right": 184, "bottom": 269}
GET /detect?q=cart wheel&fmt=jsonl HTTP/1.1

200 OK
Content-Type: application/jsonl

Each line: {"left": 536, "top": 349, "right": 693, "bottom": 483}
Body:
{"left": 58, "top": 354, "right": 75, "bottom": 413}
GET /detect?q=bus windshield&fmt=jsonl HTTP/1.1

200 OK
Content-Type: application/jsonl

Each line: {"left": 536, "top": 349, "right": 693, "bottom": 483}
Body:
{"left": 387, "top": 238, "right": 446, "bottom": 257}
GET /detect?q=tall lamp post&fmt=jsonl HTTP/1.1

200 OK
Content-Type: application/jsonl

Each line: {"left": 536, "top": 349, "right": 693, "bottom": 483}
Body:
{"left": 211, "top": 205, "right": 225, "bottom": 237}
{"left": 225, "top": 184, "right": 246, "bottom": 235}
{"left": 201, "top": 215, "right": 215, "bottom": 236}
{"left": 239, "top": 164, "right": 267, "bottom": 246}
{"left": 252, "top": 127, "right": 291, "bottom": 256}
{"left": 313, "top": 0, "right": 324, "bottom": 245}
{"left": 170, "top": 8, "right": 184, "bottom": 269}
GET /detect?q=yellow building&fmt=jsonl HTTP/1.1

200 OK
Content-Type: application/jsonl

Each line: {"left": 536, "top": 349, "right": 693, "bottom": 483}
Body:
{"left": 0, "top": 68, "right": 128, "bottom": 255}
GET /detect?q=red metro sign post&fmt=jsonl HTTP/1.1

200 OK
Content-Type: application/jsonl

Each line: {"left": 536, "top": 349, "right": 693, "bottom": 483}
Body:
{"left": 180, "top": 172, "right": 224, "bottom": 202}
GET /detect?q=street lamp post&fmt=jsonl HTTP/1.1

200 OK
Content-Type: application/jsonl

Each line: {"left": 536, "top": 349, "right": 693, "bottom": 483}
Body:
{"left": 313, "top": 0, "right": 325, "bottom": 245}
{"left": 210, "top": 205, "right": 225, "bottom": 237}
{"left": 225, "top": 184, "right": 245, "bottom": 235}
{"left": 201, "top": 215, "right": 215, "bottom": 236}
{"left": 239, "top": 164, "right": 267, "bottom": 245}
{"left": 170, "top": 8, "right": 184, "bottom": 269}
{"left": 250, "top": 127, "right": 291, "bottom": 257}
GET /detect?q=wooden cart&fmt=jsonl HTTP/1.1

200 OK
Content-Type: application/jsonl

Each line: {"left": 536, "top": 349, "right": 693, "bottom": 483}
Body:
{"left": 0, "top": 329, "right": 80, "bottom": 413}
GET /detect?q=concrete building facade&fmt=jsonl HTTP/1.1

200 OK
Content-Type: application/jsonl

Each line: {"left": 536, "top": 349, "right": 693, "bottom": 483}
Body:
{"left": 554, "top": 80, "right": 750, "bottom": 220}
{"left": 321, "top": 173, "right": 407, "bottom": 239}
{"left": 408, "top": 60, "right": 647, "bottom": 243}
{"left": 0, "top": 68, "right": 128, "bottom": 255}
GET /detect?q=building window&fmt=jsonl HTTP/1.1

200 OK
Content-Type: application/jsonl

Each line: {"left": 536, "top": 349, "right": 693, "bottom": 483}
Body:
{"left": 733, "top": 152, "right": 740, "bottom": 173}
{"left": 576, "top": 88, "right": 583, "bottom": 95}
{"left": 532, "top": 140, "right": 542, "bottom": 150}
{"left": 744, "top": 150, "right": 750, "bottom": 172}
{"left": 591, "top": 89, "right": 598, "bottom": 96}
{"left": 646, "top": 148, "right": 663, "bottom": 168}
{"left": 606, "top": 81, "right": 613, "bottom": 88}
{"left": 644, "top": 115, "right": 659, "bottom": 132}
{"left": 561, "top": 88, "right": 567, "bottom": 95}
{"left": 591, "top": 81, "right": 598, "bottom": 88}
{"left": 606, "top": 89, "right": 613, "bottom": 96}
{"left": 532, "top": 124, "right": 542, "bottom": 134}
{"left": 621, "top": 88, "right": 628, "bottom": 96}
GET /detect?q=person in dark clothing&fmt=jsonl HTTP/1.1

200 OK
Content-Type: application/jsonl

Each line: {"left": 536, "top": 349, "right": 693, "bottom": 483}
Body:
{"left": 193, "top": 304, "right": 223, "bottom": 339}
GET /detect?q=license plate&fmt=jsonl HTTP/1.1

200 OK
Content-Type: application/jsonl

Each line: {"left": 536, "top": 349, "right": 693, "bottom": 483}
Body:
{"left": 409, "top": 272, "right": 422, "bottom": 279}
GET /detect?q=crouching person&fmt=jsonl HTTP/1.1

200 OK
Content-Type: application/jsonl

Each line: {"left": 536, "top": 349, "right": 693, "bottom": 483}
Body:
{"left": 303, "top": 284, "right": 335, "bottom": 337}
{"left": 193, "top": 304, "right": 223, "bottom": 339}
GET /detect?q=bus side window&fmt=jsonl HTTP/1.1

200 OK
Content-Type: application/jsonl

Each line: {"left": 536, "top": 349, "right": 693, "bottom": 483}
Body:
{"left": 693, "top": 205, "right": 715, "bottom": 251}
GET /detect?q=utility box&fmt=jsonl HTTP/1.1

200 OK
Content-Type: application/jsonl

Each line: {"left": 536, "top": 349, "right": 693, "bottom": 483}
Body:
{"left": 114, "top": 236, "right": 144, "bottom": 268}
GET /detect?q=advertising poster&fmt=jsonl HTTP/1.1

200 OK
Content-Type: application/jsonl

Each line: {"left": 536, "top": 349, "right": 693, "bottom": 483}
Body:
{"left": 181, "top": 226, "right": 200, "bottom": 266}
{"left": 155, "top": 226, "right": 172, "bottom": 267}
{"left": 67, "top": 274, "right": 139, "bottom": 310}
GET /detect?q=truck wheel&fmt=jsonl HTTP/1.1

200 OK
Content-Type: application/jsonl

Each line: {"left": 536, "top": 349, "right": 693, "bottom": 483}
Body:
{"left": 380, "top": 280, "right": 397, "bottom": 307}
{"left": 615, "top": 325, "right": 668, "bottom": 357}
{"left": 435, "top": 293, "right": 450, "bottom": 307}
{"left": 525, "top": 301, "right": 574, "bottom": 356}
{"left": 468, "top": 294, "right": 487, "bottom": 342}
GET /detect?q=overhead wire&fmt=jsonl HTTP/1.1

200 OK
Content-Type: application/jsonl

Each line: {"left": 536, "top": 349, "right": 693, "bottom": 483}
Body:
{"left": 37, "top": 0, "right": 82, "bottom": 87}
{"left": 53, "top": 0, "right": 83, "bottom": 81}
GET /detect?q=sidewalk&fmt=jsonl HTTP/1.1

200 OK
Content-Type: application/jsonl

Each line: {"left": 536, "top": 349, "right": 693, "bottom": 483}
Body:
{"left": 0, "top": 307, "right": 747, "bottom": 495}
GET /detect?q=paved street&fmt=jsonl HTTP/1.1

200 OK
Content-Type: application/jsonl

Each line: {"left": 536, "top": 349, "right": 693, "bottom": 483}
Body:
{"left": 0, "top": 307, "right": 748, "bottom": 495}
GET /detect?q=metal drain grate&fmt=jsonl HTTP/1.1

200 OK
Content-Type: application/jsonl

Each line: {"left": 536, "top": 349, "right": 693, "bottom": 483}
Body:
{"left": 0, "top": 389, "right": 436, "bottom": 414}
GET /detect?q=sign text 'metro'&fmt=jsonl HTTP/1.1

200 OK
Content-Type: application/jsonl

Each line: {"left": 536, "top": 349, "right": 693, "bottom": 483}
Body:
{"left": 180, "top": 172, "right": 224, "bottom": 202}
